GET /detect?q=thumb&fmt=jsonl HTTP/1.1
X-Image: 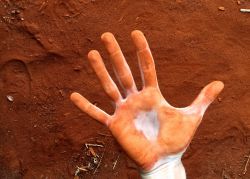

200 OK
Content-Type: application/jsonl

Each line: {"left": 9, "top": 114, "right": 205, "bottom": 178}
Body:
{"left": 190, "top": 81, "right": 224, "bottom": 116}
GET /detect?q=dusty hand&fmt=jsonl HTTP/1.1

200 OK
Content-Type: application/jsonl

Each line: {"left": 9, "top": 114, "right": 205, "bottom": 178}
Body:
{"left": 70, "top": 30, "right": 224, "bottom": 171}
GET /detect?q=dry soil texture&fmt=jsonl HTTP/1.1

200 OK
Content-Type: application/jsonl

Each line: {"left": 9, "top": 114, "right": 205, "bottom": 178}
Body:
{"left": 0, "top": 0, "right": 250, "bottom": 179}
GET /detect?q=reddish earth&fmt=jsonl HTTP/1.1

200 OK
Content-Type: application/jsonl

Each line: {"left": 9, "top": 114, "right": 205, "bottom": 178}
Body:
{"left": 0, "top": 0, "right": 250, "bottom": 178}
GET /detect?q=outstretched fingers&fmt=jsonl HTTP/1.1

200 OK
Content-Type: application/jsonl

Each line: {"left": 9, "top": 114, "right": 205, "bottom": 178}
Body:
{"left": 131, "top": 30, "right": 158, "bottom": 88}
{"left": 190, "top": 81, "right": 224, "bottom": 116}
{"left": 101, "top": 32, "right": 137, "bottom": 93}
{"left": 88, "top": 50, "right": 122, "bottom": 103}
{"left": 70, "top": 92, "right": 110, "bottom": 125}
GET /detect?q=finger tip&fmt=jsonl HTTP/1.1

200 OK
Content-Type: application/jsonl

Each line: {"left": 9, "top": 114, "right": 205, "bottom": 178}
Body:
{"left": 131, "top": 30, "right": 142, "bottom": 37}
{"left": 204, "top": 81, "right": 224, "bottom": 102}
{"left": 101, "top": 32, "right": 114, "bottom": 42}
{"left": 70, "top": 92, "right": 80, "bottom": 102}
{"left": 131, "top": 30, "right": 148, "bottom": 50}
{"left": 213, "top": 80, "right": 225, "bottom": 92}
{"left": 131, "top": 30, "right": 144, "bottom": 40}
{"left": 88, "top": 50, "right": 99, "bottom": 59}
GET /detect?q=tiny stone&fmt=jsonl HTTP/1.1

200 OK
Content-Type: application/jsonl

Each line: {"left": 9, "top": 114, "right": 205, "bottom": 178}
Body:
{"left": 86, "top": 38, "right": 93, "bottom": 42}
{"left": 218, "top": 97, "right": 222, "bottom": 102}
{"left": 218, "top": 7, "right": 225, "bottom": 11}
{"left": 73, "top": 66, "right": 82, "bottom": 71}
{"left": 30, "top": 137, "right": 36, "bottom": 142}
{"left": 237, "top": 0, "right": 241, "bottom": 5}
{"left": 59, "top": 89, "right": 65, "bottom": 97}
{"left": 93, "top": 157, "right": 99, "bottom": 164}
{"left": 48, "top": 38, "right": 53, "bottom": 43}
{"left": 6, "top": 95, "right": 14, "bottom": 102}
{"left": 63, "top": 112, "right": 71, "bottom": 116}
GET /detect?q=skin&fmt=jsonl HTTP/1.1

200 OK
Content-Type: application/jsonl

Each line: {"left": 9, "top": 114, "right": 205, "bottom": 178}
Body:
{"left": 70, "top": 30, "right": 224, "bottom": 171}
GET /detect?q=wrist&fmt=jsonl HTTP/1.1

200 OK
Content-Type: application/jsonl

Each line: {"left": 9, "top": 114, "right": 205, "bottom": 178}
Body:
{"left": 141, "top": 160, "right": 186, "bottom": 179}
{"left": 140, "top": 152, "right": 186, "bottom": 179}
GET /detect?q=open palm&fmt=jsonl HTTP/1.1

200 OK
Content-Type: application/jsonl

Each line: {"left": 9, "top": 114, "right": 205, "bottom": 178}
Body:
{"left": 70, "top": 30, "right": 224, "bottom": 171}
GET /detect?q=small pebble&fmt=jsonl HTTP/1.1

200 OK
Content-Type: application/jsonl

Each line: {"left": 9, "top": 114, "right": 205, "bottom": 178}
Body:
{"left": 218, "top": 6, "right": 225, "bottom": 11}
{"left": 63, "top": 112, "right": 71, "bottom": 116}
{"left": 10, "top": 9, "right": 20, "bottom": 15}
{"left": 73, "top": 66, "right": 82, "bottom": 71}
{"left": 93, "top": 157, "right": 99, "bottom": 164}
{"left": 237, "top": 0, "right": 241, "bottom": 5}
{"left": 6, "top": 95, "right": 14, "bottom": 102}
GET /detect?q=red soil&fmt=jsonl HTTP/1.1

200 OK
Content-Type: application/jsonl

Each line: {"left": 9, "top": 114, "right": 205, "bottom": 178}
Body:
{"left": 0, "top": 0, "right": 250, "bottom": 178}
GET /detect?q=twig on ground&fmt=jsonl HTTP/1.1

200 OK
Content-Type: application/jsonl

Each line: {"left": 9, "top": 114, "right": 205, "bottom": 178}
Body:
{"left": 85, "top": 143, "right": 104, "bottom": 149}
{"left": 240, "top": 9, "right": 250, "bottom": 13}
{"left": 63, "top": 11, "right": 83, "bottom": 18}
{"left": 77, "top": 166, "right": 88, "bottom": 172}
{"left": 75, "top": 165, "right": 88, "bottom": 176}
{"left": 113, "top": 154, "right": 120, "bottom": 170}
{"left": 243, "top": 153, "right": 250, "bottom": 175}
{"left": 89, "top": 147, "right": 98, "bottom": 157}
{"left": 96, "top": 139, "right": 105, "bottom": 145}
{"left": 39, "top": 1, "right": 48, "bottom": 12}
{"left": 221, "top": 169, "right": 230, "bottom": 179}
{"left": 93, "top": 150, "right": 105, "bottom": 174}
{"left": 97, "top": 132, "right": 112, "bottom": 137}
{"left": 221, "top": 169, "right": 225, "bottom": 179}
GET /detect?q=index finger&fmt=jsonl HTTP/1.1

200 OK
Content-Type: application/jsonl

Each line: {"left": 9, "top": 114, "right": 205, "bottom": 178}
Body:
{"left": 70, "top": 92, "right": 110, "bottom": 125}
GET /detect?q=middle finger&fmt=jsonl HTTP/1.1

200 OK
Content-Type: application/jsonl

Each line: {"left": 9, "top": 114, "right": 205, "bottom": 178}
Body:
{"left": 101, "top": 32, "right": 137, "bottom": 94}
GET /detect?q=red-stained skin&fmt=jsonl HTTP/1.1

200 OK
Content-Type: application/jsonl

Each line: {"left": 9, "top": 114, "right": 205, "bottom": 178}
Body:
{"left": 70, "top": 30, "right": 224, "bottom": 171}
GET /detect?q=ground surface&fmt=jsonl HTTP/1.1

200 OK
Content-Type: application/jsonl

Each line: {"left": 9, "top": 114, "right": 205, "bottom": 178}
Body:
{"left": 0, "top": 0, "right": 250, "bottom": 179}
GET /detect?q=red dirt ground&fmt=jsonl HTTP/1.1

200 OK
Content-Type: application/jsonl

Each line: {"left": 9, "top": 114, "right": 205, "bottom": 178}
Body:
{"left": 0, "top": 0, "right": 250, "bottom": 178}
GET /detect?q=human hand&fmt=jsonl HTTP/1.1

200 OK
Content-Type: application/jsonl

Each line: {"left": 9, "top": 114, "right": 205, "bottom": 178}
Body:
{"left": 70, "top": 30, "right": 224, "bottom": 174}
